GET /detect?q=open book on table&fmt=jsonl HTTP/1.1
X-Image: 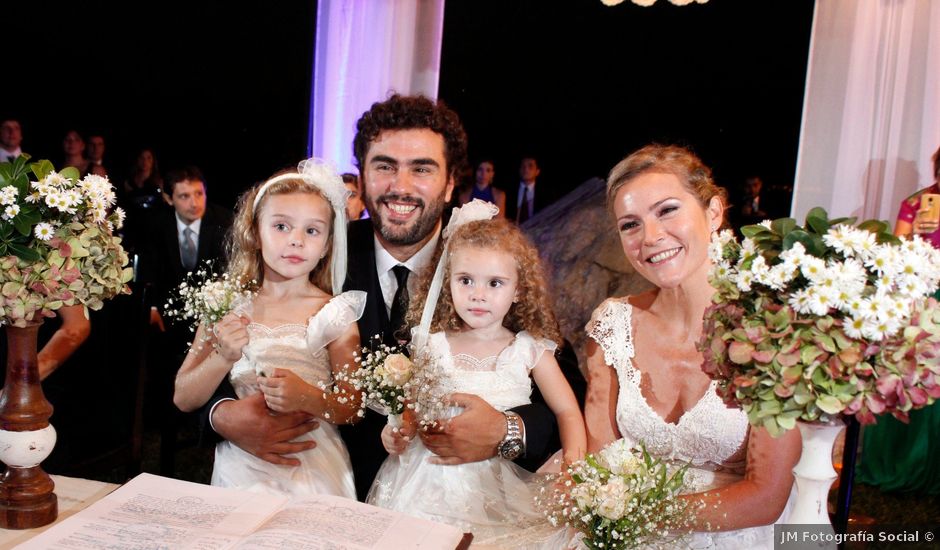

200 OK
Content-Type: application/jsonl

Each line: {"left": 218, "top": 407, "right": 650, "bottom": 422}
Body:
{"left": 16, "top": 473, "right": 472, "bottom": 549}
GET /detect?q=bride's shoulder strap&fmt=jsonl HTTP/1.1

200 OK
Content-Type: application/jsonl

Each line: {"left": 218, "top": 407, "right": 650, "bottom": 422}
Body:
{"left": 585, "top": 297, "right": 635, "bottom": 369}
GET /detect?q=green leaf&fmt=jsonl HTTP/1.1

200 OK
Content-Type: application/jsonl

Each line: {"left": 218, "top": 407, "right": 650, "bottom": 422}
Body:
{"left": 829, "top": 216, "right": 857, "bottom": 226}
{"left": 740, "top": 224, "right": 771, "bottom": 239}
{"left": 815, "top": 394, "right": 844, "bottom": 415}
{"left": 9, "top": 243, "right": 40, "bottom": 262}
{"left": 782, "top": 229, "right": 815, "bottom": 252}
{"left": 12, "top": 215, "right": 31, "bottom": 237}
{"left": 805, "top": 207, "right": 829, "bottom": 225}
{"left": 806, "top": 214, "right": 830, "bottom": 235}
{"left": 30, "top": 159, "right": 54, "bottom": 181}
{"left": 58, "top": 166, "right": 80, "bottom": 181}
{"left": 858, "top": 219, "right": 888, "bottom": 235}
{"left": 771, "top": 217, "right": 797, "bottom": 236}
{"left": 807, "top": 235, "right": 829, "bottom": 257}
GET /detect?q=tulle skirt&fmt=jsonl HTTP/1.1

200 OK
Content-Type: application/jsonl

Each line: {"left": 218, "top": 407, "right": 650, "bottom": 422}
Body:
{"left": 367, "top": 439, "right": 552, "bottom": 544}
{"left": 212, "top": 422, "right": 356, "bottom": 499}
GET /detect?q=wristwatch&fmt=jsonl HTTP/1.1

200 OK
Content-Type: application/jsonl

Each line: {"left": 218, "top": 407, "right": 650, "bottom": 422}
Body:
{"left": 496, "top": 411, "right": 525, "bottom": 460}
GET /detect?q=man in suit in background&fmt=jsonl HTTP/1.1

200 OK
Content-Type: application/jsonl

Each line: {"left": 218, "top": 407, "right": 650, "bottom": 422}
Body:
{"left": 1, "top": 119, "right": 25, "bottom": 163}
{"left": 141, "top": 166, "right": 232, "bottom": 475}
{"left": 506, "top": 156, "right": 551, "bottom": 224}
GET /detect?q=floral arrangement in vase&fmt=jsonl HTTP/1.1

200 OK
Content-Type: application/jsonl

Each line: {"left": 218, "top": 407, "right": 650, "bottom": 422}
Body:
{"left": 538, "top": 439, "right": 695, "bottom": 550}
{"left": 699, "top": 208, "right": 940, "bottom": 435}
{"left": 0, "top": 157, "right": 132, "bottom": 326}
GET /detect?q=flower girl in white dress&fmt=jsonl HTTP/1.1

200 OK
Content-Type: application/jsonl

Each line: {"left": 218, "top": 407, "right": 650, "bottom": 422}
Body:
{"left": 368, "top": 203, "right": 586, "bottom": 542}
{"left": 173, "top": 159, "right": 364, "bottom": 499}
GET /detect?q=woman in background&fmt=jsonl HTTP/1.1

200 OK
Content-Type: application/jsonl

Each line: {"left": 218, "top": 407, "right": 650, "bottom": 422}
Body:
{"left": 858, "top": 144, "right": 940, "bottom": 495}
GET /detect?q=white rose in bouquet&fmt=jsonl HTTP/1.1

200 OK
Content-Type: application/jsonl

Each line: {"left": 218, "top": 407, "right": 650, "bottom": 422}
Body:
{"left": 594, "top": 476, "right": 629, "bottom": 520}
{"left": 383, "top": 353, "right": 414, "bottom": 386}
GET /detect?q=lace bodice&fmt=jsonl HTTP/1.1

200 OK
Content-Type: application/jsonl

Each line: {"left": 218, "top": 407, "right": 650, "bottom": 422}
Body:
{"left": 229, "top": 291, "right": 366, "bottom": 398}
{"left": 427, "top": 330, "right": 557, "bottom": 411}
{"left": 586, "top": 298, "right": 749, "bottom": 473}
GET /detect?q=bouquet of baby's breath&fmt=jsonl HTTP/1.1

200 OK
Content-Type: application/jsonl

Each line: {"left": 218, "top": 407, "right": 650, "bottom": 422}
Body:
{"left": 349, "top": 336, "right": 414, "bottom": 425}
{"left": 163, "top": 262, "right": 254, "bottom": 340}
{"left": 347, "top": 337, "right": 451, "bottom": 428}
{"left": 699, "top": 208, "right": 940, "bottom": 435}
{"left": 538, "top": 439, "right": 694, "bottom": 550}
{"left": 0, "top": 157, "right": 131, "bottom": 326}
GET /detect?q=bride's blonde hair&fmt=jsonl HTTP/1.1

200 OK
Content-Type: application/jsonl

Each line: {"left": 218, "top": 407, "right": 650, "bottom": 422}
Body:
{"left": 606, "top": 144, "right": 728, "bottom": 227}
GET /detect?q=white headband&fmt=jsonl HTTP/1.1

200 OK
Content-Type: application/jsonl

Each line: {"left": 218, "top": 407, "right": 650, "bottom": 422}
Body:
{"left": 253, "top": 158, "right": 350, "bottom": 295}
{"left": 413, "top": 199, "right": 500, "bottom": 350}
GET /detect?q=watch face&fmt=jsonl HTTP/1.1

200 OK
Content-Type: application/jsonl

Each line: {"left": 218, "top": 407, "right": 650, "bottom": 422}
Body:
{"left": 500, "top": 439, "right": 523, "bottom": 460}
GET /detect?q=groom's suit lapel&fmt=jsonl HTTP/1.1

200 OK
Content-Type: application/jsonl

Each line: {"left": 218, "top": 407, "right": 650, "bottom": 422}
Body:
{"left": 345, "top": 219, "right": 392, "bottom": 348}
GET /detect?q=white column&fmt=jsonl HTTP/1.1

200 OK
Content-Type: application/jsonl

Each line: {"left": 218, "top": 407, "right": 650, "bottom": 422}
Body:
{"left": 309, "top": 0, "right": 446, "bottom": 174}
{"left": 792, "top": 0, "right": 940, "bottom": 223}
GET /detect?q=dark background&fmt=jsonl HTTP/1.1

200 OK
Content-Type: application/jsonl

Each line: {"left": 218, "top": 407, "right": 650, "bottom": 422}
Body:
{"left": 6, "top": 0, "right": 814, "bottom": 214}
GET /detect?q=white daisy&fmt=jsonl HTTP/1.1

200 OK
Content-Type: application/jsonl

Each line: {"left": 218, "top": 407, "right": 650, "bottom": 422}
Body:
{"left": 34, "top": 222, "right": 55, "bottom": 241}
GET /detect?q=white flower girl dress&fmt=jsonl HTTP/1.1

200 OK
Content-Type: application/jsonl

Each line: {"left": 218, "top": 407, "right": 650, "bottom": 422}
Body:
{"left": 211, "top": 290, "right": 366, "bottom": 499}
{"left": 367, "top": 330, "right": 557, "bottom": 542}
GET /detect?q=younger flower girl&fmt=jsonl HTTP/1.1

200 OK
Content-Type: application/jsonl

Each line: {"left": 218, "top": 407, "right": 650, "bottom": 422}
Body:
{"left": 173, "top": 159, "right": 364, "bottom": 498}
{"left": 368, "top": 203, "right": 585, "bottom": 541}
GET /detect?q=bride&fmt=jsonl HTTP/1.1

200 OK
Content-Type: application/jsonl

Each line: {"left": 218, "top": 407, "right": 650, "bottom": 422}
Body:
{"left": 583, "top": 144, "right": 800, "bottom": 549}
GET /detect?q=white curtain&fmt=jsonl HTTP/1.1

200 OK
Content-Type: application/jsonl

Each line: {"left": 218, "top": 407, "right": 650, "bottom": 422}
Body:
{"left": 792, "top": 0, "right": 940, "bottom": 224}
{"left": 308, "top": 0, "right": 446, "bottom": 174}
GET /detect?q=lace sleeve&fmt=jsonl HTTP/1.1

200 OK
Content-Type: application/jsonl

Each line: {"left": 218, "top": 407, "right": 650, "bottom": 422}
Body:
{"left": 585, "top": 298, "right": 634, "bottom": 371}
{"left": 306, "top": 290, "right": 367, "bottom": 352}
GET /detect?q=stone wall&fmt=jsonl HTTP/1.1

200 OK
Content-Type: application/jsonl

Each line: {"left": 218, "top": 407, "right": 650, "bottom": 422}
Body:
{"left": 523, "top": 178, "right": 653, "bottom": 369}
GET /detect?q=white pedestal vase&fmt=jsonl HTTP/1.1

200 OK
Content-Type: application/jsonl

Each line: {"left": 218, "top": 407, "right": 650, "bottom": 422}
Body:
{"left": 787, "top": 419, "right": 845, "bottom": 528}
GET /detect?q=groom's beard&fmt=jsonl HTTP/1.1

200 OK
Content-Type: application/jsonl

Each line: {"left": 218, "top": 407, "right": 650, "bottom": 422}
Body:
{"left": 366, "top": 189, "right": 448, "bottom": 246}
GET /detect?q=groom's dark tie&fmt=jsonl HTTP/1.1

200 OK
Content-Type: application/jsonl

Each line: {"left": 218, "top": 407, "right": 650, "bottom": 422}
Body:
{"left": 389, "top": 265, "right": 410, "bottom": 342}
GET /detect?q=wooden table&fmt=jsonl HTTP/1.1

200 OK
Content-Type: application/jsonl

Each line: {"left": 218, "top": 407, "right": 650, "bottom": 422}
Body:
{"left": 0, "top": 475, "right": 118, "bottom": 549}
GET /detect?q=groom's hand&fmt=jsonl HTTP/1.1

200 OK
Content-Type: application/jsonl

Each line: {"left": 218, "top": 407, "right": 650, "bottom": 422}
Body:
{"left": 420, "top": 393, "right": 507, "bottom": 465}
{"left": 212, "top": 392, "right": 319, "bottom": 466}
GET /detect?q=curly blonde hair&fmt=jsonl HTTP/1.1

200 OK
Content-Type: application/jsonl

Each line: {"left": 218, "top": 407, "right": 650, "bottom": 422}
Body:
{"left": 226, "top": 171, "right": 335, "bottom": 292}
{"left": 406, "top": 218, "right": 562, "bottom": 346}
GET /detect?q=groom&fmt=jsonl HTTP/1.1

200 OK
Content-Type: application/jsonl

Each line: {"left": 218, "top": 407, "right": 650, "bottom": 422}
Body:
{"left": 203, "top": 94, "right": 581, "bottom": 500}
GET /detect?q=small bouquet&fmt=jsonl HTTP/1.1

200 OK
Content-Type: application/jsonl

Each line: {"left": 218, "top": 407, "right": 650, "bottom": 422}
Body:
{"left": 349, "top": 337, "right": 415, "bottom": 426}
{"left": 538, "top": 439, "right": 694, "bottom": 550}
{"left": 700, "top": 208, "right": 940, "bottom": 435}
{"left": 163, "top": 262, "right": 254, "bottom": 344}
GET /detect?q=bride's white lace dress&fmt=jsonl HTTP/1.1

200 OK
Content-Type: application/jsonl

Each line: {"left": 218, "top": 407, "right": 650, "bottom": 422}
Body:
{"left": 211, "top": 291, "right": 366, "bottom": 499}
{"left": 586, "top": 298, "right": 792, "bottom": 549}
{"left": 367, "top": 330, "right": 556, "bottom": 542}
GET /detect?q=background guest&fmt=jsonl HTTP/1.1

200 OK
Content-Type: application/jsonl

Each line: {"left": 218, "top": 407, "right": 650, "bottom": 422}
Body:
{"left": 87, "top": 133, "right": 109, "bottom": 177}
{"left": 506, "top": 156, "right": 551, "bottom": 224}
{"left": 457, "top": 159, "right": 506, "bottom": 216}
{"left": 0, "top": 119, "right": 24, "bottom": 162}
{"left": 138, "top": 165, "right": 233, "bottom": 476}
{"left": 342, "top": 172, "right": 367, "bottom": 220}
{"left": 61, "top": 129, "right": 105, "bottom": 177}
{"left": 858, "top": 144, "right": 940, "bottom": 495}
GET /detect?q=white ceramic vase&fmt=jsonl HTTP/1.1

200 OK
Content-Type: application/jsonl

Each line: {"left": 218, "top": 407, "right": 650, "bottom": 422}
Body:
{"left": 787, "top": 419, "right": 845, "bottom": 526}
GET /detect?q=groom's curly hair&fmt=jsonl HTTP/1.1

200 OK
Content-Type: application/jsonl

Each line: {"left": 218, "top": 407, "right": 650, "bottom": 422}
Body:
{"left": 352, "top": 94, "right": 468, "bottom": 181}
{"left": 406, "top": 218, "right": 562, "bottom": 346}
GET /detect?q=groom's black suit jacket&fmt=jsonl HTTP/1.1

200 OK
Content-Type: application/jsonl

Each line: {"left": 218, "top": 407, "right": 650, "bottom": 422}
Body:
{"left": 341, "top": 219, "right": 585, "bottom": 500}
